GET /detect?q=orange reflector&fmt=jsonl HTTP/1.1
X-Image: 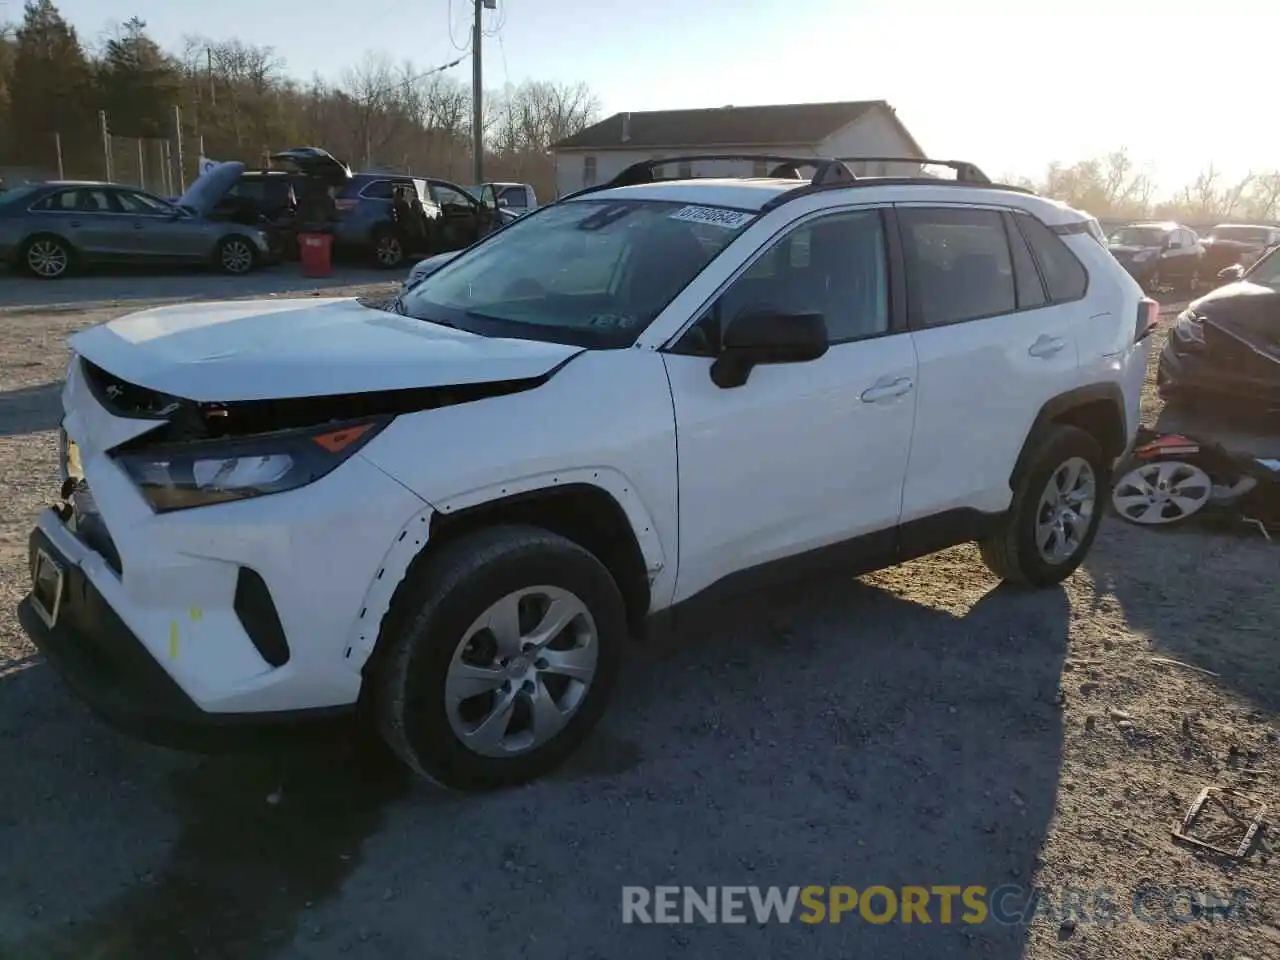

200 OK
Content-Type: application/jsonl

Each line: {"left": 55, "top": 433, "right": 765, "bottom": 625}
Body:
{"left": 312, "top": 423, "right": 374, "bottom": 453}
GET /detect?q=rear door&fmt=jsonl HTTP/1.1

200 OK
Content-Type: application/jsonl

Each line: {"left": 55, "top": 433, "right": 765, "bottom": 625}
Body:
{"left": 30, "top": 187, "right": 130, "bottom": 259}
{"left": 896, "top": 204, "right": 1081, "bottom": 521}
{"left": 428, "top": 179, "right": 486, "bottom": 248}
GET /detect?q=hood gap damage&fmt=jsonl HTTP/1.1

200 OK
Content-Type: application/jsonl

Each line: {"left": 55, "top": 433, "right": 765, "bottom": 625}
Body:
{"left": 83, "top": 356, "right": 565, "bottom": 451}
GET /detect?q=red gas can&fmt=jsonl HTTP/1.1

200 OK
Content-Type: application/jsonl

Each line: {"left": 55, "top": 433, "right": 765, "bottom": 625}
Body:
{"left": 298, "top": 232, "right": 333, "bottom": 278}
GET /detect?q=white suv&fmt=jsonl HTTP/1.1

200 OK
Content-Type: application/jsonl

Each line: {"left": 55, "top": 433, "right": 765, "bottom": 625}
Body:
{"left": 20, "top": 155, "right": 1156, "bottom": 790}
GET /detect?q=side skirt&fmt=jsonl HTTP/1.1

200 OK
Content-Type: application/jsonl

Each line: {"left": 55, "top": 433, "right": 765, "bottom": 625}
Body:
{"left": 645, "top": 507, "right": 1008, "bottom": 639}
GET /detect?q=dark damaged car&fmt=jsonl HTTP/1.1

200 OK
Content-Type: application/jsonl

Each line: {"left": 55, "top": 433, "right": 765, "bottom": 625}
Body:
{"left": 1107, "top": 221, "right": 1205, "bottom": 293}
{"left": 1159, "top": 243, "right": 1280, "bottom": 412}
{"left": 1200, "top": 223, "right": 1280, "bottom": 278}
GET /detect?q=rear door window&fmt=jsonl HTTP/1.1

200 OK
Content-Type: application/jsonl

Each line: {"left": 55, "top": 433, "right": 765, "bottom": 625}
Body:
{"left": 359, "top": 180, "right": 396, "bottom": 200}
{"left": 1014, "top": 212, "right": 1088, "bottom": 303}
{"left": 898, "top": 207, "right": 1017, "bottom": 327}
{"left": 1002, "top": 211, "right": 1047, "bottom": 310}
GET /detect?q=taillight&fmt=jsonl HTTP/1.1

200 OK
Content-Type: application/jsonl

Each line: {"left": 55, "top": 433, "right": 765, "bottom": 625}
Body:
{"left": 1135, "top": 298, "right": 1159, "bottom": 342}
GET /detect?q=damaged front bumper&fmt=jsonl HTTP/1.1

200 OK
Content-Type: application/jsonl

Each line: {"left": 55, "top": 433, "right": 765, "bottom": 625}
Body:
{"left": 16, "top": 358, "right": 431, "bottom": 748}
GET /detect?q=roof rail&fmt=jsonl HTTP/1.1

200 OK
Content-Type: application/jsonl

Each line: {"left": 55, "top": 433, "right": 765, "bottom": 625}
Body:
{"left": 833, "top": 157, "right": 993, "bottom": 184}
{"left": 605, "top": 154, "right": 858, "bottom": 189}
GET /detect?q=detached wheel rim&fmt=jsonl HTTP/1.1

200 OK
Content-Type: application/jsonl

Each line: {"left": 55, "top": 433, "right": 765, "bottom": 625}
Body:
{"left": 222, "top": 239, "right": 253, "bottom": 274}
{"left": 1035, "top": 456, "right": 1096, "bottom": 564}
{"left": 1112, "top": 461, "right": 1212, "bottom": 525}
{"left": 28, "top": 240, "right": 67, "bottom": 277}
{"left": 377, "top": 236, "right": 403, "bottom": 266}
{"left": 445, "top": 585, "right": 598, "bottom": 758}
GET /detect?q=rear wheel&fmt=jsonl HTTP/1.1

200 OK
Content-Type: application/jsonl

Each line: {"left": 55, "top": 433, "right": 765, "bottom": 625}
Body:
{"left": 375, "top": 525, "right": 626, "bottom": 790}
{"left": 216, "top": 235, "right": 256, "bottom": 275}
{"left": 22, "top": 235, "right": 72, "bottom": 279}
{"left": 979, "top": 425, "right": 1107, "bottom": 587}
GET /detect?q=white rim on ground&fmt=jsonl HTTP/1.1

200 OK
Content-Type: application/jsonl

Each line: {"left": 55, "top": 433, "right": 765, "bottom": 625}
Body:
{"left": 1112, "top": 461, "right": 1212, "bottom": 525}
{"left": 445, "top": 585, "right": 598, "bottom": 758}
{"left": 1036, "top": 456, "right": 1097, "bottom": 563}
{"left": 27, "top": 239, "right": 67, "bottom": 277}
{"left": 377, "top": 236, "right": 402, "bottom": 265}
{"left": 221, "top": 239, "right": 253, "bottom": 274}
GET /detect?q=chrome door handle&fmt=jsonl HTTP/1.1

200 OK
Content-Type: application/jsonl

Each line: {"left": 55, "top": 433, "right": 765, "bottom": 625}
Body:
{"left": 860, "top": 377, "right": 914, "bottom": 403}
{"left": 68, "top": 221, "right": 81, "bottom": 228}
{"left": 134, "top": 222, "right": 145, "bottom": 229}
{"left": 1028, "top": 335, "right": 1066, "bottom": 358}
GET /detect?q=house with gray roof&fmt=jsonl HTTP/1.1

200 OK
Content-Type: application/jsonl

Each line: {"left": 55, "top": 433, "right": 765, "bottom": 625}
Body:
{"left": 550, "top": 100, "right": 925, "bottom": 197}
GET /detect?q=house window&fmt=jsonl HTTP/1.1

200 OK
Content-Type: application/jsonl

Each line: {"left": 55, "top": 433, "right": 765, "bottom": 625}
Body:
{"left": 678, "top": 161, "right": 693, "bottom": 179}
{"left": 752, "top": 159, "right": 769, "bottom": 177}
{"left": 583, "top": 156, "right": 597, "bottom": 186}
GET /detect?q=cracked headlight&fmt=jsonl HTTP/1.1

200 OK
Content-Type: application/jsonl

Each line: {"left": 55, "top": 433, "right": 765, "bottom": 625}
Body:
{"left": 1172, "top": 310, "right": 1205, "bottom": 345}
{"left": 113, "top": 417, "right": 388, "bottom": 512}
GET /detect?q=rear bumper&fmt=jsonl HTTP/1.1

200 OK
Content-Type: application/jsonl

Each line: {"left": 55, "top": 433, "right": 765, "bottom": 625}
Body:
{"left": 18, "top": 524, "right": 354, "bottom": 752}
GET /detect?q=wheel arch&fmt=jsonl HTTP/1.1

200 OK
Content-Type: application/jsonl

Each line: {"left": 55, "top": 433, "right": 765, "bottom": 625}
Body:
{"left": 21, "top": 230, "right": 78, "bottom": 264}
{"left": 1010, "top": 383, "right": 1128, "bottom": 491}
{"left": 345, "top": 473, "right": 665, "bottom": 682}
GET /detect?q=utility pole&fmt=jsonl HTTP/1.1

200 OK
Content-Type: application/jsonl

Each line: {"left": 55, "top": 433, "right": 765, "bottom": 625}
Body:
{"left": 174, "top": 104, "right": 186, "bottom": 192}
{"left": 99, "top": 110, "right": 113, "bottom": 182}
{"left": 472, "top": 0, "right": 495, "bottom": 184}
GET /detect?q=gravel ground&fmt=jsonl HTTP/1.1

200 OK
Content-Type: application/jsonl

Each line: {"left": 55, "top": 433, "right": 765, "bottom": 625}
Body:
{"left": 0, "top": 284, "right": 1277, "bottom": 960}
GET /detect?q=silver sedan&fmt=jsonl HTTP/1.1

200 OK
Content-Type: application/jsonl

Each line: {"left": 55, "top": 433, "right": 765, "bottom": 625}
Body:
{"left": 0, "top": 180, "right": 272, "bottom": 279}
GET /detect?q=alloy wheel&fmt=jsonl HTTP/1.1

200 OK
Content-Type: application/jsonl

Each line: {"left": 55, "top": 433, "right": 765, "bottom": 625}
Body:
{"left": 1035, "top": 456, "right": 1096, "bottom": 563}
{"left": 1111, "top": 461, "right": 1212, "bottom": 525}
{"left": 27, "top": 239, "right": 68, "bottom": 278}
{"left": 221, "top": 239, "right": 253, "bottom": 274}
{"left": 377, "top": 236, "right": 403, "bottom": 266}
{"left": 444, "top": 585, "right": 598, "bottom": 758}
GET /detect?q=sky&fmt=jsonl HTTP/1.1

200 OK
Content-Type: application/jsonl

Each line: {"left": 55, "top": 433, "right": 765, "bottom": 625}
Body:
{"left": 49, "top": 0, "right": 1280, "bottom": 197}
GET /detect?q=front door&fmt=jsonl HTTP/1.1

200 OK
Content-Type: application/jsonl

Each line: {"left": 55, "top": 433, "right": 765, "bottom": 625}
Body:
{"left": 662, "top": 207, "right": 918, "bottom": 603}
{"left": 110, "top": 189, "right": 210, "bottom": 261}
{"left": 429, "top": 180, "right": 485, "bottom": 250}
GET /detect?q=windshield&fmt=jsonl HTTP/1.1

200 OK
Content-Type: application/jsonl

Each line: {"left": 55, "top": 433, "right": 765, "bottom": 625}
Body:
{"left": 1109, "top": 227, "right": 1166, "bottom": 247}
{"left": 400, "top": 198, "right": 753, "bottom": 346}
{"left": 1244, "top": 246, "right": 1280, "bottom": 287}
{"left": 1210, "top": 226, "right": 1269, "bottom": 244}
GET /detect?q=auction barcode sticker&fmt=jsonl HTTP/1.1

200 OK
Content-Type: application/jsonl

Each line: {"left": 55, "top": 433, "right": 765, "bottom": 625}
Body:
{"left": 668, "top": 206, "right": 754, "bottom": 230}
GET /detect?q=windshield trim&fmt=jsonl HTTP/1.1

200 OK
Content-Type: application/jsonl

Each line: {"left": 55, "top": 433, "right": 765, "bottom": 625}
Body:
{"left": 1244, "top": 245, "right": 1280, "bottom": 284}
{"left": 399, "top": 196, "right": 760, "bottom": 349}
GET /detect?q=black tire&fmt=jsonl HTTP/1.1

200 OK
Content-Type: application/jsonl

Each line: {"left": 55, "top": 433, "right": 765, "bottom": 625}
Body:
{"left": 374, "top": 524, "right": 626, "bottom": 790}
{"left": 216, "top": 235, "right": 257, "bottom": 275}
{"left": 21, "top": 234, "right": 73, "bottom": 279}
{"left": 979, "top": 425, "right": 1107, "bottom": 588}
{"left": 372, "top": 229, "right": 405, "bottom": 269}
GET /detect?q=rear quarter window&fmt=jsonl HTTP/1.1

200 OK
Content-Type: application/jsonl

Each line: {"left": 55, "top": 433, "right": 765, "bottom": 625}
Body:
{"left": 1014, "top": 212, "right": 1088, "bottom": 303}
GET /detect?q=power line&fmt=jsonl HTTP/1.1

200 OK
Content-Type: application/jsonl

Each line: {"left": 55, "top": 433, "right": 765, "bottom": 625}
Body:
{"left": 352, "top": 52, "right": 468, "bottom": 105}
{"left": 447, "top": 0, "right": 473, "bottom": 52}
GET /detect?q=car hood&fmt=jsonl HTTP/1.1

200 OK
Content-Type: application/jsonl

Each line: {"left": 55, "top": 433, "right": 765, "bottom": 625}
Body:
{"left": 1189, "top": 281, "right": 1280, "bottom": 361}
{"left": 68, "top": 297, "right": 585, "bottom": 403}
{"left": 175, "top": 161, "right": 246, "bottom": 215}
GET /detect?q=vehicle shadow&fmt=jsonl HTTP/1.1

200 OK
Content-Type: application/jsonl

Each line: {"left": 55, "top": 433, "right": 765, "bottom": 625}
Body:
{"left": 1090, "top": 505, "right": 1280, "bottom": 717}
{"left": 0, "top": 381, "right": 62, "bottom": 436}
{"left": 0, "top": 575, "right": 1070, "bottom": 959}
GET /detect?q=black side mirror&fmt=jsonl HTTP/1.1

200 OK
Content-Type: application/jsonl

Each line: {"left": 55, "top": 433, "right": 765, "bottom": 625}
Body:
{"left": 710, "top": 308, "right": 828, "bottom": 389}
{"left": 1218, "top": 264, "right": 1245, "bottom": 282}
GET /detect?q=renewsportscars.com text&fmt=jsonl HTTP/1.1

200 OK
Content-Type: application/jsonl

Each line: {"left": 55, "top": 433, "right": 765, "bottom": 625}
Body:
{"left": 621, "top": 885, "right": 1254, "bottom": 926}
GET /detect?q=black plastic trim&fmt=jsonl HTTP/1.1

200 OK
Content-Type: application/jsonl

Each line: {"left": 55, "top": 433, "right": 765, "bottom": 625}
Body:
{"left": 234, "top": 567, "right": 291, "bottom": 668}
{"left": 1009, "top": 383, "right": 1128, "bottom": 490}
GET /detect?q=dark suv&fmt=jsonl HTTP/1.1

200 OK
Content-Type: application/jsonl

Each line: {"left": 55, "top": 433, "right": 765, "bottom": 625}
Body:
{"left": 189, "top": 147, "right": 508, "bottom": 268}
{"left": 1106, "top": 221, "right": 1205, "bottom": 293}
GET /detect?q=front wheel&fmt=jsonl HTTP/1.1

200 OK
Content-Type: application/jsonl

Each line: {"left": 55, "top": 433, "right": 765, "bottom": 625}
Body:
{"left": 373, "top": 230, "right": 405, "bottom": 269}
{"left": 979, "top": 425, "right": 1107, "bottom": 587}
{"left": 374, "top": 525, "right": 626, "bottom": 790}
{"left": 216, "top": 235, "right": 256, "bottom": 275}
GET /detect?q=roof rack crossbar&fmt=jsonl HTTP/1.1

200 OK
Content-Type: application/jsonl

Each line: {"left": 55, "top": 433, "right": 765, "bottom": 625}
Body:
{"left": 833, "top": 156, "right": 993, "bottom": 184}
{"left": 606, "top": 154, "right": 843, "bottom": 188}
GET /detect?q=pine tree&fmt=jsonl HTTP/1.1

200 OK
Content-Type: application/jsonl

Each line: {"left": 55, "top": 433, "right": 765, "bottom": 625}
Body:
{"left": 97, "top": 17, "right": 180, "bottom": 140}
{"left": 7, "top": 0, "right": 94, "bottom": 169}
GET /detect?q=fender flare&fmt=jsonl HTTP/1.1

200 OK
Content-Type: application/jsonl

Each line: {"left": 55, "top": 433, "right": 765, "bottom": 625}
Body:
{"left": 1009, "top": 383, "right": 1127, "bottom": 490}
{"left": 342, "top": 467, "right": 669, "bottom": 672}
